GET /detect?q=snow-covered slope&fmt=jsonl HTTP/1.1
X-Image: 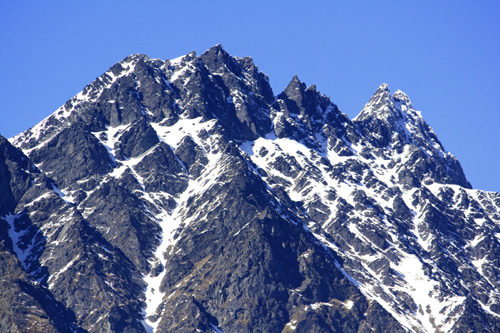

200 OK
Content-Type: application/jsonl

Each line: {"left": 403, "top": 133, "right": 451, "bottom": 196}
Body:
{"left": 246, "top": 82, "right": 500, "bottom": 331}
{"left": 2, "top": 45, "right": 499, "bottom": 332}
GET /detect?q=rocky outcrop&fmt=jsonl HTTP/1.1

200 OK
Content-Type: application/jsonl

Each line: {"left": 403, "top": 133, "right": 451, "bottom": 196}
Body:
{"left": 2, "top": 46, "right": 499, "bottom": 332}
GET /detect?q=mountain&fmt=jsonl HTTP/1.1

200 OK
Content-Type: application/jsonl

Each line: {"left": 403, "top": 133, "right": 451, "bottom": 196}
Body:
{"left": 2, "top": 44, "right": 500, "bottom": 332}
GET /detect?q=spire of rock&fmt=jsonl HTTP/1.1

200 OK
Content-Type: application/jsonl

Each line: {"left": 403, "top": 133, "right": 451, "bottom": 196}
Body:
{"left": 355, "top": 83, "right": 439, "bottom": 149}
{"left": 358, "top": 83, "right": 392, "bottom": 115}
{"left": 200, "top": 44, "right": 241, "bottom": 76}
{"left": 393, "top": 89, "right": 412, "bottom": 108}
{"left": 278, "top": 75, "right": 306, "bottom": 116}
{"left": 271, "top": 75, "right": 354, "bottom": 153}
{"left": 354, "top": 83, "right": 471, "bottom": 189}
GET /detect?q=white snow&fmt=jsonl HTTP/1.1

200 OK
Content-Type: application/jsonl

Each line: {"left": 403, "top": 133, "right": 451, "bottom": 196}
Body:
{"left": 233, "top": 222, "right": 251, "bottom": 237}
{"left": 5, "top": 214, "right": 30, "bottom": 268}
{"left": 169, "top": 55, "right": 197, "bottom": 82}
{"left": 344, "top": 299, "right": 354, "bottom": 310}
{"left": 471, "top": 257, "right": 487, "bottom": 276}
{"left": 235, "top": 120, "right": 478, "bottom": 332}
{"left": 51, "top": 184, "right": 75, "bottom": 204}
{"left": 285, "top": 319, "right": 298, "bottom": 330}
{"left": 93, "top": 123, "right": 130, "bottom": 164}
{"left": 391, "top": 253, "right": 466, "bottom": 332}
{"left": 143, "top": 117, "right": 224, "bottom": 332}
{"left": 168, "top": 54, "right": 185, "bottom": 67}
{"left": 151, "top": 117, "right": 217, "bottom": 150}
{"left": 469, "top": 234, "right": 485, "bottom": 248}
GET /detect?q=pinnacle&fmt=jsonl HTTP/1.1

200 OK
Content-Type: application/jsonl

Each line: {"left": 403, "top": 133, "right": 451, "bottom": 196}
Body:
{"left": 200, "top": 44, "right": 239, "bottom": 73}
{"left": 284, "top": 75, "right": 305, "bottom": 93}
{"left": 356, "top": 83, "right": 392, "bottom": 117}
{"left": 393, "top": 89, "right": 412, "bottom": 107}
{"left": 378, "top": 83, "right": 390, "bottom": 92}
{"left": 307, "top": 83, "right": 317, "bottom": 91}
{"left": 203, "top": 43, "right": 228, "bottom": 58}
{"left": 212, "top": 43, "right": 224, "bottom": 50}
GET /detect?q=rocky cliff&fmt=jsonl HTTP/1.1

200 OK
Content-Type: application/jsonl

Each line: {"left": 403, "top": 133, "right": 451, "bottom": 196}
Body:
{"left": 2, "top": 45, "right": 500, "bottom": 332}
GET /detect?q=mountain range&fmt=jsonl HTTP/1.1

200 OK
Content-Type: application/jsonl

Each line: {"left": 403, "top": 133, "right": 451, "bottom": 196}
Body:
{"left": 1, "top": 44, "right": 499, "bottom": 332}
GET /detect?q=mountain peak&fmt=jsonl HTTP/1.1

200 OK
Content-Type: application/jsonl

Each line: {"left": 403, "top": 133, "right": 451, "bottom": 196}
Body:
{"left": 377, "top": 82, "right": 390, "bottom": 92}
{"left": 283, "top": 75, "right": 306, "bottom": 98}
{"left": 355, "top": 83, "right": 430, "bottom": 147}
{"left": 393, "top": 89, "right": 413, "bottom": 108}
{"left": 208, "top": 43, "right": 224, "bottom": 52}
{"left": 354, "top": 83, "right": 471, "bottom": 188}
{"left": 122, "top": 53, "right": 150, "bottom": 62}
{"left": 356, "top": 83, "right": 392, "bottom": 118}
{"left": 5, "top": 48, "right": 489, "bottom": 333}
{"left": 358, "top": 84, "right": 414, "bottom": 118}
{"left": 200, "top": 43, "right": 244, "bottom": 78}
{"left": 355, "top": 83, "right": 419, "bottom": 124}
{"left": 290, "top": 74, "right": 301, "bottom": 82}
{"left": 307, "top": 83, "right": 317, "bottom": 91}
{"left": 355, "top": 83, "right": 434, "bottom": 145}
{"left": 272, "top": 75, "right": 348, "bottom": 147}
{"left": 202, "top": 43, "right": 228, "bottom": 58}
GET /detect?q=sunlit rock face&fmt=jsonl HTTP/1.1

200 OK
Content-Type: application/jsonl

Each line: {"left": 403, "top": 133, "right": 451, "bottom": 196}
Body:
{"left": 2, "top": 45, "right": 499, "bottom": 333}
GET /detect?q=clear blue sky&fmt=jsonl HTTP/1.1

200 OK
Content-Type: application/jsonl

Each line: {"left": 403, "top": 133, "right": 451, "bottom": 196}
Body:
{"left": 1, "top": 1, "right": 499, "bottom": 192}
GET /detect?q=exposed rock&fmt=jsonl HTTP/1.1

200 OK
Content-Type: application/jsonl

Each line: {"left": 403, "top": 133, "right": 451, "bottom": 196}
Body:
{"left": 2, "top": 46, "right": 499, "bottom": 333}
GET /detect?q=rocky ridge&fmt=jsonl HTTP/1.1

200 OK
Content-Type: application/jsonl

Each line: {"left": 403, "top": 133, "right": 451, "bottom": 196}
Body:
{"left": 1, "top": 45, "right": 499, "bottom": 332}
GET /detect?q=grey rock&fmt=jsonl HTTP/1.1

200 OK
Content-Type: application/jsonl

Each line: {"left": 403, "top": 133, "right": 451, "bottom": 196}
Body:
{"left": 115, "top": 118, "right": 159, "bottom": 159}
{"left": 3, "top": 46, "right": 499, "bottom": 333}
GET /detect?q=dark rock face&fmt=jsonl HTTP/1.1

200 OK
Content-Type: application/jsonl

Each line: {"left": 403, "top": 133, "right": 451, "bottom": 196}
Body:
{"left": 272, "top": 75, "right": 355, "bottom": 152}
{"left": 134, "top": 142, "right": 188, "bottom": 195}
{"left": 2, "top": 46, "right": 500, "bottom": 333}
{"left": 200, "top": 44, "right": 273, "bottom": 140}
{"left": 0, "top": 136, "right": 81, "bottom": 333}
{"left": 175, "top": 136, "right": 209, "bottom": 179}
{"left": 29, "top": 123, "right": 114, "bottom": 191}
{"left": 115, "top": 119, "right": 159, "bottom": 160}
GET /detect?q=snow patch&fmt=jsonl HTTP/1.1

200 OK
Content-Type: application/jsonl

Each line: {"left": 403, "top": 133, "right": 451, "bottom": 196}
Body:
{"left": 51, "top": 183, "right": 75, "bottom": 204}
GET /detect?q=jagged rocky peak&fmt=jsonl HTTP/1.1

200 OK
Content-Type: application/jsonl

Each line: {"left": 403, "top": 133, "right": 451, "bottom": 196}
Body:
{"left": 392, "top": 88, "right": 412, "bottom": 108}
{"left": 168, "top": 50, "right": 197, "bottom": 67}
{"left": 278, "top": 75, "right": 326, "bottom": 120}
{"left": 354, "top": 83, "right": 441, "bottom": 149}
{"left": 112, "top": 53, "right": 151, "bottom": 73}
{"left": 200, "top": 44, "right": 242, "bottom": 76}
{"left": 200, "top": 44, "right": 271, "bottom": 91}
{"left": 357, "top": 83, "right": 391, "bottom": 114}
{"left": 198, "top": 44, "right": 274, "bottom": 139}
{"left": 272, "top": 75, "right": 351, "bottom": 149}
{"left": 354, "top": 83, "right": 471, "bottom": 189}
{"left": 4, "top": 46, "right": 499, "bottom": 333}
{"left": 13, "top": 44, "right": 277, "bottom": 152}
